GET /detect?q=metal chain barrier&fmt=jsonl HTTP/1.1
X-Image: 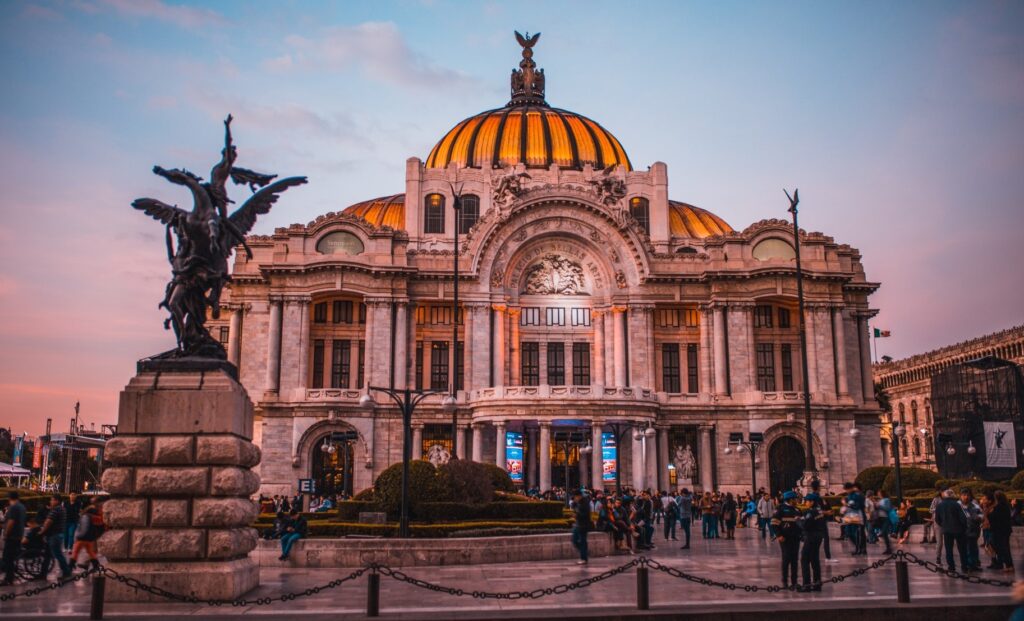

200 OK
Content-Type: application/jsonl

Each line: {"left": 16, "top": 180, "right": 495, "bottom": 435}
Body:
{"left": 896, "top": 550, "right": 1014, "bottom": 588}
{"left": 373, "top": 557, "right": 641, "bottom": 600}
{"left": 0, "top": 567, "right": 100, "bottom": 602}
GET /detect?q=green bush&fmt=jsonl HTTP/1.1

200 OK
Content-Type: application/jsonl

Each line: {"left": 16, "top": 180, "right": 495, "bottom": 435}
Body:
{"left": 855, "top": 467, "right": 892, "bottom": 493}
{"left": 437, "top": 460, "right": 493, "bottom": 505}
{"left": 335, "top": 501, "right": 381, "bottom": 522}
{"left": 353, "top": 487, "right": 375, "bottom": 501}
{"left": 373, "top": 460, "right": 445, "bottom": 518}
{"left": 882, "top": 467, "right": 941, "bottom": 495}
{"left": 479, "top": 463, "right": 516, "bottom": 493}
{"left": 494, "top": 491, "right": 530, "bottom": 502}
{"left": 413, "top": 500, "right": 566, "bottom": 523}
{"left": 1010, "top": 471, "right": 1024, "bottom": 491}
{"left": 255, "top": 519, "right": 572, "bottom": 538}
{"left": 935, "top": 478, "right": 963, "bottom": 491}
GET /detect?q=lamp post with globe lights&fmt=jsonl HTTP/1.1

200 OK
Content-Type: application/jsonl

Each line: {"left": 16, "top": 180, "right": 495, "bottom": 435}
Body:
{"left": 785, "top": 188, "right": 817, "bottom": 488}
{"left": 360, "top": 387, "right": 455, "bottom": 538}
{"left": 851, "top": 421, "right": 906, "bottom": 505}
{"left": 448, "top": 182, "right": 464, "bottom": 458}
{"left": 724, "top": 432, "right": 764, "bottom": 495}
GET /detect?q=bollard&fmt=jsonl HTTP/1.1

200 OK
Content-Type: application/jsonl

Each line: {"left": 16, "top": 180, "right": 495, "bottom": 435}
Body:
{"left": 895, "top": 560, "right": 910, "bottom": 603}
{"left": 90, "top": 574, "right": 106, "bottom": 620}
{"left": 636, "top": 566, "right": 650, "bottom": 610}
{"left": 367, "top": 571, "right": 380, "bottom": 617}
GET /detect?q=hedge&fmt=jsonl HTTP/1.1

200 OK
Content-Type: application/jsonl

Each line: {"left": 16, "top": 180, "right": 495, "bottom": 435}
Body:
{"left": 374, "top": 460, "right": 445, "bottom": 517}
{"left": 882, "top": 467, "right": 940, "bottom": 495}
{"left": 329, "top": 500, "right": 566, "bottom": 523}
{"left": 255, "top": 519, "right": 571, "bottom": 538}
{"left": 335, "top": 501, "right": 380, "bottom": 522}
{"left": 1010, "top": 471, "right": 1024, "bottom": 491}
{"left": 855, "top": 467, "right": 892, "bottom": 493}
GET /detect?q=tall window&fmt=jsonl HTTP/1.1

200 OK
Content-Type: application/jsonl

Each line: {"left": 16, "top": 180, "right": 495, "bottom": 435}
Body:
{"left": 312, "top": 340, "right": 325, "bottom": 388}
{"left": 455, "top": 341, "right": 464, "bottom": 391}
{"left": 901, "top": 437, "right": 909, "bottom": 457}
{"left": 754, "top": 305, "right": 774, "bottom": 328}
{"left": 415, "top": 342, "right": 424, "bottom": 390}
{"left": 778, "top": 307, "right": 791, "bottom": 329}
{"left": 656, "top": 308, "right": 699, "bottom": 328}
{"left": 520, "top": 307, "right": 540, "bottom": 326}
{"left": 357, "top": 341, "right": 365, "bottom": 388}
{"left": 314, "top": 302, "right": 328, "bottom": 323}
{"left": 545, "top": 307, "right": 565, "bottom": 326}
{"left": 781, "top": 343, "right": 794, "bottom": 391}
{"left": 330, "top": 340, "right": 350, "bottom": 389}
{"left": 572, "top": 343, "right": 590, "bottom": 386}
{"left": 756, "top": 343, "right": 776, "bottom": 391}
{"left": 913, "top": 437, "right": 921, "bottom": 457}
{"left": 457, "top": 194, "right": 479, "bottom": 234}
{"left": 424, "top": 193, "right": 445, "bottom": 234}
{"left": 358, "top": 302, "right": 366, "bottom": 323}
{"left": 911, "top": 401, "right": 919, "bottom": 427}
{"left": 898, "top": 402, "right": 906, "bottom": 425}
{"left": 521, "top": 342, "right": 540, "bottom": 386}
{"left": 687, "top": 343, "right": 699, "bottom": 393}
{"left": 662, "top": 343, "right": 681, "bottom": 393}
{"left": 218, "top": 326, "right": 229, "bottom": 343}
{"left": 547, "top": 342, "right": 565, "bottom": 385}
{"left": 332, "top": 300, "right": 353, "bottom": 324}
{"left": 629, "top": 197, "right": 650, "bottom": 234}
{"left": 430, "top": 341, "right": 449, "bottom": 391}
{"left": 570, "top": 308, "right": 591, "bottom": 326}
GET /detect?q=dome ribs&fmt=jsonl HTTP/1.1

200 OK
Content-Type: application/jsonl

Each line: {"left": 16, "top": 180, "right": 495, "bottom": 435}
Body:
{"left": 551, "top": 108, "right": 580, "bottom": 169}
{"left": 491, "top": 107, "right": 513, "bottom": 169}
{"left": 539, "top": 107, "right": 554, "bottom": 168}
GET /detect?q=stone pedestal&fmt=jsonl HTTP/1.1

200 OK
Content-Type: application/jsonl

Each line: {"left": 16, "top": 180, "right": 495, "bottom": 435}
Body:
{"left": 98, "top": 367, "right": 262, "bottom": 602}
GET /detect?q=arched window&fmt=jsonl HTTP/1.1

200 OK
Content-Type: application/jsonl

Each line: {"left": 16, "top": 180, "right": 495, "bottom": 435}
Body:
{"left": 912, "top": 437, "right": 921, "bottom": 456}
{"left": 676, "top": 246, "right": 698, "bottom": 254}
{"left": 911, "top": 400, "right": 919, "bottom": 427}
{"left": 901, "top": 437, "right": 909, "bottom": 457}
{"left": 316, "top": 231, "right": 364, "bottom": 255}
{"left": 898, "top": 402, "right": 906, "bottom": 424}
{"left": 752, "top": 238, "right": 796, "bottom": 261}
{"left": 457, "top": 194, "right": 479, "bottom": 235}
{"left": 924, "top": 401, "right": 932, "bottom": 425}
{"left": 424, "top": 193, "right": 445, "bottom": 234}
{"left": 629, "top": 197, "right": 650, "bottom": 234}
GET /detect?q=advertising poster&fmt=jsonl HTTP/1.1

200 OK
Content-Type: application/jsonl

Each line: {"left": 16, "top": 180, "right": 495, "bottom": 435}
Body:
{"left": 32, "top": 441, "right": 43, "bottom": 469}
{"left": 12, "top": 434, "right": 24, "bottom": 466}
{"left": 505, "top": 431, "right": 524, "bottom": 482}
{"left": 984, "top": 422, "right": 1017, "bottom": 469}
{"left": 601, "top": 432, "right": 617, "bottom": 482}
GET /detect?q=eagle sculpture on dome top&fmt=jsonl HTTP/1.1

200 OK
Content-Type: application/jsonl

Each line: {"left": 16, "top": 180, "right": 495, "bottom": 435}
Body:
{"left": 510, "top": 31, "right": 545, "bottom": 104}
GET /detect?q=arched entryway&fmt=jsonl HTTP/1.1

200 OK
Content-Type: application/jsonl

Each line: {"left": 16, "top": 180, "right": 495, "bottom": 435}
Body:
{"left": 768, "top": 436, "right": 805, "bottom": 495}
{"left": 310, "top": 431, "right": 358, "bottom": 497}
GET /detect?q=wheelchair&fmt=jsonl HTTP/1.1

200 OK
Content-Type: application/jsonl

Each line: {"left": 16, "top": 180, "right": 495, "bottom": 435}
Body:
{"left": 15, "top": 545, "right": 46, "bottom": 581}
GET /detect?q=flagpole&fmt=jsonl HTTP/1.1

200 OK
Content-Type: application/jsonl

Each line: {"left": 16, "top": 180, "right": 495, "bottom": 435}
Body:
{"left": 872, "top": 325, "right": 878, "bottom": 364}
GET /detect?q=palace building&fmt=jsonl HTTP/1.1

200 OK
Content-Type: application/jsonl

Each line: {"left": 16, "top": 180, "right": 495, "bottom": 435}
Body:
{"left": 214, "top": 35, "right": 883, "bottom": 498}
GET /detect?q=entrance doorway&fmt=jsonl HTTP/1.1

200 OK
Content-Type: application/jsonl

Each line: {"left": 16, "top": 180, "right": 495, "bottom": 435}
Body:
{"left": 768, "top": 436, "right": 805, "bottom": 495}
{"left": 311, "top": 431, "right": 357, "bottom": 497}
{"left": 551, "top": 430, "right": 587, "bottom": 491}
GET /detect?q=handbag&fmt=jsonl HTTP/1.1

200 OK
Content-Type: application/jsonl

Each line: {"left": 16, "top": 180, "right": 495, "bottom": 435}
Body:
{"left": 842, "top": 511, "right": 864, "bottom": 525}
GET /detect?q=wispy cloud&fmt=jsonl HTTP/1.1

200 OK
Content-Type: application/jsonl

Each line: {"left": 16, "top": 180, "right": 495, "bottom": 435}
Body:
{"left": 265, "top": 21, "right": 476, "bottom": 91}
{"left": 69, "top": 0, "right": 227, "bottom": 29}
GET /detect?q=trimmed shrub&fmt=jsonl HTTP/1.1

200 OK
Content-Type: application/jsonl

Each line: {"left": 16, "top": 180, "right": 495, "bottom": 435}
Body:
{"left": 255, "top": 519, "right": 572, "bottom": 539}
{"left": 353, "top": 487, "right": 375, "bottom": 501}
{"left": 335, "top": 501, "right": 381, "bottom": 522}
{"left": 437, "top": 460, "right": 493, "bottom": 505}
{"left": 1010, "top": 471, "right": 1024, "bottom": 491}
{"left": 882, "top": 467, "right": 941, "bottom": 495}
{"left": 413, "top": 500, "right": 566, "bottom": 523}
{"left": 855, "top": 467, "right": 892, "bottom": 493}
{"left": 373, "top": 460, "right": 445, "bottom": 518}
{"left": 479, "top": 463, "right": 516, "bottom": 493}
{"left": 935, "top": 478, "right": 963, "bottom": 491}
{"left": 953, "top": 480, "right": 1007, "bottom": 497}
{"left": 494, "top": 491, "right": 530, "bottom": 502}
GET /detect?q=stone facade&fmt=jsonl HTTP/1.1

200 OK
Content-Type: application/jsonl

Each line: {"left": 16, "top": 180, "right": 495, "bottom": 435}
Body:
{"left": 873, "top": 325, "right": 1024, "bottom": 469}
{"left": 211, "top": 38, "right": 882, "bottom": 498}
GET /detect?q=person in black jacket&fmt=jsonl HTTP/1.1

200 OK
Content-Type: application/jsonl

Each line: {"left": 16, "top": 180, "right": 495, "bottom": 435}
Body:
{"left": 988, "top": 490, "right": 1014, "bottom": 571}
{"left": 771, "top": 491, "right": 803, "bottom": 589}
{"left": 801, "top": 480, "right": 829, "bottom": 591}
{"left": 571, "top": 491, "right": 593, "bottom": 565}
{"left": 934, "top": 489, "right": 969, "bottom": 572}
{"left": 279, "top": 509, "right": 307, "bottom": 561}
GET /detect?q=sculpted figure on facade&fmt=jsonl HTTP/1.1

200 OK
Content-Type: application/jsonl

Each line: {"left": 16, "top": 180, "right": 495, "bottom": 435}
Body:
{"left": 675, "top": 444, "right": 697, "bottom": 480}
{"left": 589, "top": 164, "right": 627, "bottom": 207}
{"left": 426, "top": 443, "right": 451, "bottom": 467}
{"left": 492, "top": 171, "right": 532, "bottom": 212}
{"left": 522, "top": 254, "right": 587, "bottom": 295}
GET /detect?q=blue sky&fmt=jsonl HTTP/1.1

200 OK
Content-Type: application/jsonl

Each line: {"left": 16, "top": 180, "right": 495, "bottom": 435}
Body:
{"left": 1, "top": 0, "right": 1022, "bottom": 433}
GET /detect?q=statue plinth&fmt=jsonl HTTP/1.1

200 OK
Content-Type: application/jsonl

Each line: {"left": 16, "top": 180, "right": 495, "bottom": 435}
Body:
{"left": 98, "top": 368, "right": 261, "bottom": 602}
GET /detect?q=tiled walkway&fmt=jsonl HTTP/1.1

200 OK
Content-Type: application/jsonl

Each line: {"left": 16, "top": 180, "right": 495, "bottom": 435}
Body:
{"left": 1, "top": 525, "right": 1018, "bottom": 619}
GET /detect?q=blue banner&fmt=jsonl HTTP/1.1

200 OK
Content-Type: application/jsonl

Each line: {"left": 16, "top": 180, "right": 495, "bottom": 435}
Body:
{"left": 12, "top": 434, "right": 24, "bottom": 466}
{"left": 601, "top": 432, "right": 617, "bottom": 482}
{"left": 505, "top": 431, "right": 524, "bottom": 482}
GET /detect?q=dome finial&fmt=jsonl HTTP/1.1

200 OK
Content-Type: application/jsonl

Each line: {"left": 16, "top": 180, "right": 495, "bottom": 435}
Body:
{"left": 510, "top": 31, "right": 546, "bottom": 106}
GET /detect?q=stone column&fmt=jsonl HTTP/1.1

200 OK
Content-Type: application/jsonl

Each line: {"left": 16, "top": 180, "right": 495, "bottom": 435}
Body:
{"left": 657, "top": 426, "right": 670, "bottom": 492}
{"left": 699, "top": 305, "right": 713, "bottom": 395}
{"left": 833, "top": 307, "right": 849, "bottom": 396}
{"left": 265, "top": 298, "right": 283, "bottom": 396}
{"left": 592, "top": 309, "right": 606, "bottom": 386}
{"left": 612, "top": 306, "right": 627, "bottom": 387}
{"left": 463, "top": 304, "right": 473, "bottom": 393}
{"left": 471, "top": 424, "right": 483, "bottom": 463}
{"left": 527, "top": 427, "right": 539, "bottom": 489}
{"left": 493, "top": 304, "right": 507, "bottom": 388}
{"left": 456, "top": 425, "right": 468, "bottom": 460}
{"left": 407, "top": 302, "right": 419, "bottom": 389}
{"left": 804, "top": 306, "right": 819, "bottom": 395}
{"left": 645, "top": 307, "right": 657, "bottom": 391}
{"left": 508, "top": 308, "right": 521, "bottom": 385}
{"left": 539, "top": 423, "right": 551, "bottom": 492}
{"left": 495, "top": 420, "right": 507, "bottom": 469}
{"left": 698, "top": 425, "right": 714, "bottom": 492}
{"left": 411, "top": 424, "right": 423, "bottom": 460}
{"left": 393, "top": 301, "right": 408, "bottom": 390}
{"left": 99, "top": 367, "right": 261, "bottom": 601}
{"left": 368, "top": 300, "right": 393, "bottom": 389}
{"left": 858, "top": 314, "right": 874, "bottom": 402}
{"left": 591, "top": 422, "right": 604, "bottom": 491}
{"left": 227, "top": 308, "right": 243, "bottom": 368}
{"left": 362, "top": 299, "right": 376, "bottom": 390}
{"left": 277, "top": 298, "right": 307, "bottom": 397}
{"left": 468, "top": 304, "right": 490, "bottom": 392}
{"left": 746, "top": 305, "right": 757, "bottom": 391}
{"left": 295, "top": 300, "right": 310, "bottom": 394}
{"left": 631, "top": 432, "right": 645, "bottom": 490}
{"left": 712, "top": 305, "right": 728, "bottom": 396}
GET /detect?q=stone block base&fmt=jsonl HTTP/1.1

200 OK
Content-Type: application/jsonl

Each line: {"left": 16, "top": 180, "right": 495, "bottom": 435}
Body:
{"left": 103, "top": 558, "right": 259, "bottom": 602}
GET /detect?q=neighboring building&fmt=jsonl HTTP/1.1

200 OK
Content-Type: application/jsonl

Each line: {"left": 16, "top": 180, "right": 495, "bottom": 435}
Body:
{"left": 214, "top": 35, "right": 882, "bottom": 498}
{"left": 873, "top": 325, "right": 1024, "bottom": 469}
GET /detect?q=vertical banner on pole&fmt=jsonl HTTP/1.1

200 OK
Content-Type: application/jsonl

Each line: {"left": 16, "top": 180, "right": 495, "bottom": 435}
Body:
{"left": 601, "top": 432, "right": 617, "bottom": 483}
{"left": 505, "top": 431, "right": 523, "bottom": 482}
{"left": 12, "top": 434, "right": 24, "bottom": 466}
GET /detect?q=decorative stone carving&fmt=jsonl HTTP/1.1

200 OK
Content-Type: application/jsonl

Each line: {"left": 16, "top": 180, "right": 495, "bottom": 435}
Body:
{"left": 674, "top": 444, "right": 696, "bottom": 480}
{"left": 426, "top": 443, "right": 451, "bottom": 467}
{"left": 522, "top": 254, "right": 587, "bottom": 295}
{"left": 589, "top": 165, "right": 627, "bottom": 207}
{"left": 614, "top": 270, "right": 627, "bottom": 289}
{"left": 492, "top": 170, "right": 532, "bottom": 211}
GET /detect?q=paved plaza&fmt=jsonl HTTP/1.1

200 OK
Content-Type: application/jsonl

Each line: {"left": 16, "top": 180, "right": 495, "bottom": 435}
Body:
{"left": 1, "top": 525, "right": 1017, "bottom": 619}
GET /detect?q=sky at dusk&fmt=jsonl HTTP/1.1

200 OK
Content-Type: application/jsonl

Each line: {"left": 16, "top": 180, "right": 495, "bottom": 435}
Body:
{"left": 1, "top": 1, "right": 1022, "bottom": 436}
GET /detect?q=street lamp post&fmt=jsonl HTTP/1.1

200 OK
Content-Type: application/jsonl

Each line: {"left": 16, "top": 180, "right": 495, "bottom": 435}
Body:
{"left": 723, "top": 432, "right": 764, "bottom": 495}
{"left": 785, "top": 189, "right": 816, "bottom": 484}
{"left": 850, "top": 421, "right": 906, "bottom": 505}
{"left": 361, "top": 387, "right": 455, "bottom": 538}
{"left": 448, "top": 182, "right": 464, "bottom": 458}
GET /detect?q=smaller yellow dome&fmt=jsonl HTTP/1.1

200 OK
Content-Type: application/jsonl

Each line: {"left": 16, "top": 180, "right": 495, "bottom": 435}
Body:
{"left": 669, "top": 201, "right": 732, "bottom": 238}
{"left": 342, "top": 194, "right": 405, "bottom": 229}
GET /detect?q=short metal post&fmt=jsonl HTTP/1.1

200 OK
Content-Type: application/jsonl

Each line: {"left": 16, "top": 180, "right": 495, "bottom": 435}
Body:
{"left": 90, "top": 574, "right": 106, "bottom": 620}
{"left": 636, "top": 566, "right": 650, "bottom": 610}
{"left": 367, "top": 571, "right": 380, "bottom": 617}
{"left": 895, "top": 560, "right": 910, "bottom": 603}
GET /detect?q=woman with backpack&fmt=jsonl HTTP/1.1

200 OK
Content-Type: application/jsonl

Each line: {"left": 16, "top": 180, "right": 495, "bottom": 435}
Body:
{"left": 70, "top": 501, "right": 103, "bottom": 571}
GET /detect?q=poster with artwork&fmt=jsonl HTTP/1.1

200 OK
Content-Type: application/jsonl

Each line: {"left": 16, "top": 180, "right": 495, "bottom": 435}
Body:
{"left": 505, "top": 432, "right": 524, "bottom": 482}
{"left": 601, "top": 432, "right": 617, "bottom": 482}
{"left": 984, "top": 422, "right": 1017, "bottom": 469}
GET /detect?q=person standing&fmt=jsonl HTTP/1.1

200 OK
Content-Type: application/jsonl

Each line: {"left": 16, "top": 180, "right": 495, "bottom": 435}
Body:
{"left": 934, "top": 489, "right": 969, "bottom": 573}
{"left": 960, "top": 488, "right": 983, "bottom": 571}
{"left": 801, "top": 481, "right": 828, "bottom": 591}
{"left": 571, "top": 491, "right": 593, "bottom": 565}
{"left": 1, "top": 491, "right": 27, "bottom": 586}
{"left": 39, "top": 495, "right": 72, "bottom": 580}
{"left": 70, "top": 502, "right": 103, "bottom": 571}
{"left": 757, "top": 491, "right": 776, "bottom": 541}
{"left": 662, "top": 492, "right": 678, "bottom": 541}
{"left": 988, "top": 490, "right": 1014, "bottom": 572}
{"left": 62, "top": 493, "right": 82, "bottom": 551}
{"left": 772, "top": 491, "right": 803, "bottom": 589}
{"left": 722, "top": 493, "right": 737, "bottom": 540}
{"left": 676, "top": 489, "right": 693, "bottom": 550}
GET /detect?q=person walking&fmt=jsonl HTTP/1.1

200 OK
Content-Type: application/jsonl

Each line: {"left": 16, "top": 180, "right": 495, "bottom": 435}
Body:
{"left": 62, "top": 493, "right": 82, "bottom": 551}
{"left": 676, "top": 489, "right": 693, "bottom": 549}
{"left": 800, "top": 480, "right": 828, "bottom": 591}
{"left": 662, "top": 492, "right": 678, "bottom": 541}
{"left": 70, "top": 502, "right": 103, "bottom": 571}
{"left": 38, "top": 495, "right": 72, "bottom": 581}
{"left": 571, "top": 491, "right": 593, "bottom": 565}
{"left": 988, "top": 490, "right": 1014, "bottom": 572}
{"left": 757, "top": 491, "right": 776, "bottom": 541}
{"left": 772, "top": 491, "right": 803, "bottom": 589}
{"left": 934, "top": 489, "right": 969, "bottom": 573}
{"left": 873, "top": 490, "right": 894, "bottom": 555}
{"left": 1, "top": 491, "right": 27, "bottom": 586}
{"left": 722, "top": 493, "right": 737, "bottom": 540}
{"left": 278, "top": 509, "right": 307, "bottom": 561}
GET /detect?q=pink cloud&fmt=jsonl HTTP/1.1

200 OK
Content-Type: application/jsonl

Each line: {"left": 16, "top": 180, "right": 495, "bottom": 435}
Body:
{"left": 99, "top": 0, "right": 226, "bottom": 28}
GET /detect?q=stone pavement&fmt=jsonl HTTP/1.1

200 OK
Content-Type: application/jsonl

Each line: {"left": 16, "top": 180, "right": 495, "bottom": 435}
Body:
{"left": 1, "top": 524, "right": 1018, "bottom": 619}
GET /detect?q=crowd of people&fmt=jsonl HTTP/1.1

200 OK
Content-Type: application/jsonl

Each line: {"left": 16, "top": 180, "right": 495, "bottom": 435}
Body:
{"left": 1, "top": 491, "right": 106, "bottom": 586}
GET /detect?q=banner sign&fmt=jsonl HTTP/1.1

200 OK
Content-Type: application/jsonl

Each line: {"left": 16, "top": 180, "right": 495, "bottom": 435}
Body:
{"left": 32, "top": 441, "right": 43, "bottom": 469}
{"left": 298, "top": 478, "right": 316, "bottom": 494}
{"left": 505, "top": 432, "right": 523, "bottom": 482}
{"left": 601, "top": 432, "right": 617, "bottom": 483}
{"left": 984, "top": 422, "right": 1017, "bottom": 469}
{"left": 12, "top": 434, "right": 24, "bottom": 466}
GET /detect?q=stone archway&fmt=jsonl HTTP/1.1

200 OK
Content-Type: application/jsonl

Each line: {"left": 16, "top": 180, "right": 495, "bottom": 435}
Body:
{"left": 768, "top": 436, "right": 806, "bottom": 494}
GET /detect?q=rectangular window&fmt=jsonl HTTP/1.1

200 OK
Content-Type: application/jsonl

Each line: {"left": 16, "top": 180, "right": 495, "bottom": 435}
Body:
{"left": 521, "top": 342, "right": 540, "bottom": 386}
{"left": 330, "top": 340, "right": 350, "bottom": 389}
{"left": 457, "top": 195, "right": 479, "bottom": 235}
{"left": 656, "top": 309, "right": 680, "bottom": 328}
{"left": 683, "top": 309, "right": 700, "bottom": 328}
{"left": 456, "top": 341, "right": 464, "bottom": 392}
{"left": 415, "top": 342, "right": 424, "bottom": 391}
{"left": 359, "top": 302, "right": 366, "bottom": 324}
{"left": 754, "top": 305, "right": 773, "bottom": 328}
{"left": 521, "top": 307, "right": 540, "bottom": 326}
{"left": 218, "top": 326, "right": 230, "bottom": 343}
{"left": 662, "top": 343, "right": 681, "bottom": 393}
{"left": 357, "top": 341, "right": 365, "bottom": 388}
{"left": 687, "top": 343, "right": 699, "bottom": 393}
{"left": 312, "top": 340, "right": 325, "bottom": 389}
{"left": 314, "top": 302, "right": 328, "bottom": 323}
{"left": 332, "top": 300, "right": 353, "bottom": 324}
{"left": 570, "top": 308, "right": 591, "bottom": 327}
{"left": 545, "top": 307, "right": 565, "bottom": 326}
{"left": 756, "top": 343, "right": 776, "bottom": 391}
{"left": 429, "top": 306, "right": 453, "bottom": 325}
{"left": 572, "top": 342, "right": 591, "bottom": 385}
{"left": 430, "top": 341, "right": 449, "bottom": 391}
{"left": 424, "top": 194, "right": 445, "bottom": 234}
{"left": 781, "top": 343, "right": 794, "bottom": 391}
{"left": 778, "top": 307, "right": 791, "bottom": 329}
{"left": 546, "top": 342, "right": 565, "bottom": 385}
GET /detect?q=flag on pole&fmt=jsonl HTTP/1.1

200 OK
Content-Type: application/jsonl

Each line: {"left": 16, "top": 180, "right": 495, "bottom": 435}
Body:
{"left": 873, "top": 328, "right": 891, "bottom": 338}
